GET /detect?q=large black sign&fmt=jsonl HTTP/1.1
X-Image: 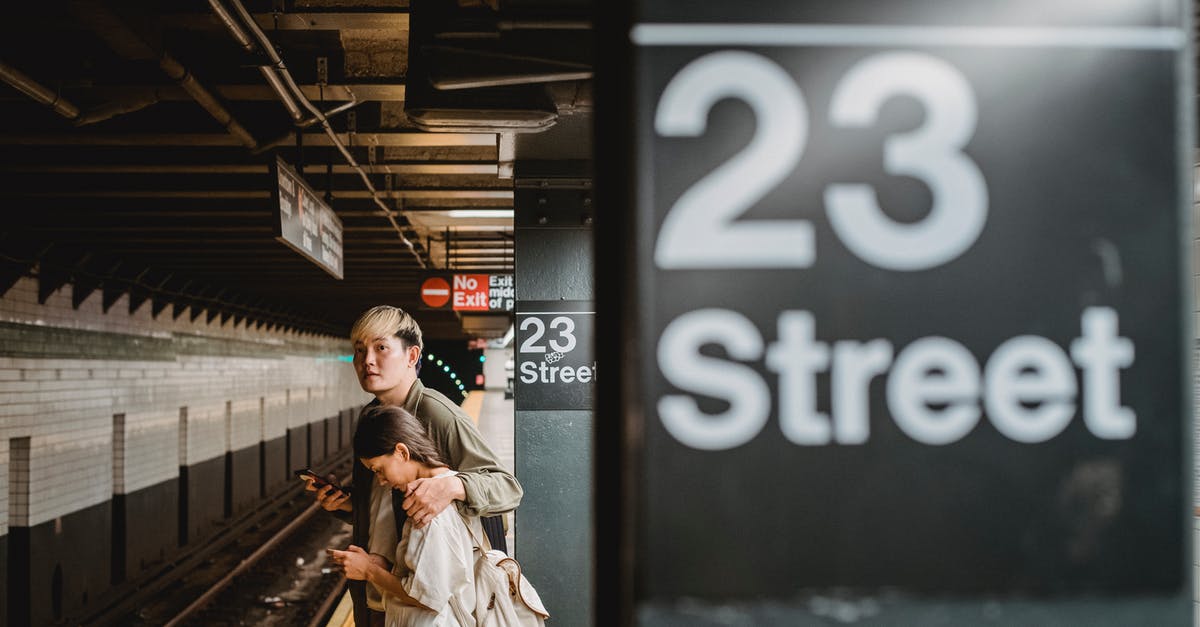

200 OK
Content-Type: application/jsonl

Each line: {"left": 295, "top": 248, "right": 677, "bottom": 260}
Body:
{"left": 630, "top": 0, "right": 1189, "bottom": 608}
{"left": 515, "top": 301, "right": 595, "bottom": 410}
{"left": 270, "top": 156, "right": 344, "bottom": 279}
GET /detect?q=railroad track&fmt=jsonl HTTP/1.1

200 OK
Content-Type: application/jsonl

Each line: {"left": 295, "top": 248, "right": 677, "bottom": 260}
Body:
{"left": 78, "top": 455, "right": 355, "bottom": 627}
{"left": 160, "top": 503, "right": 350, "bottom": 627}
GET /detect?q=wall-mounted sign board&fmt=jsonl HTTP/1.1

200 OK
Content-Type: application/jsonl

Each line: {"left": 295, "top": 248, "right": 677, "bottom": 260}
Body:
{"left": 515, "top": 301, "right": 594, "bottom": 411}
{"left": 419, "top": 273, "right": 514, "bottom": 312}
{"left": 270, "top": 156, "right": 344, "bottom": 280}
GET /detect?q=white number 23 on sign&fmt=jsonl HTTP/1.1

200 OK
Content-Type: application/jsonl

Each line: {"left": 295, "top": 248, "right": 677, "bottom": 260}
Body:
{"left": 653, "top": 51, "right": 987, "bottom": 272}
{"left": 520, "top": 316, "right": 578, "bottom": 354}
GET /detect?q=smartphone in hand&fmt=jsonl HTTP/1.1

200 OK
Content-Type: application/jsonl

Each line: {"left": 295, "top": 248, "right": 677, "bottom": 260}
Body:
{"left": 294, "top": 468, "right": 350, "bottom": 495}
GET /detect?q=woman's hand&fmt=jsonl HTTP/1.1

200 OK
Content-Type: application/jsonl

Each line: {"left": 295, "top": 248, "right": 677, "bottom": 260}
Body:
{"left": 402, "top": 475, "right": 466, "bottom": 528}
{"left": 306, "top": 475, "right": 352, "bottom": 513}
{"left": 327, "top": 544, "right": 374, "bottom": 580}
{"left": 367, "top": 552, "right": 391, "bottom": 571}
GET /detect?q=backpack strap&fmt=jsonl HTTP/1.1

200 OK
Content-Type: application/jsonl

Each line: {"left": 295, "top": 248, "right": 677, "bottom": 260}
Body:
{"left": 458, "top": 510, "right": 489, "bottom": 552}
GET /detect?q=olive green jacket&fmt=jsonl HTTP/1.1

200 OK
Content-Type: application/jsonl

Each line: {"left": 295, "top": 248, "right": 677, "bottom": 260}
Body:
{"left": 398, "top": 378, "right": 523, "bottom": 516}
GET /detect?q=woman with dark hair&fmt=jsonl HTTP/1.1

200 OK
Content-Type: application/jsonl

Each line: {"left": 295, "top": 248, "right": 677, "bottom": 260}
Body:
{"left": 307, "top": 305, "right": 520, "bottom": 627}
{"left": 328, "top": 404, "right": 482, "bottom": 627}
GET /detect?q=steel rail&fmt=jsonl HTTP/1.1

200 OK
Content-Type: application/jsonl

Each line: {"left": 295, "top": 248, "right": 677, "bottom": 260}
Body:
{"left": 75, "top": 454, "right": 352, "bottom": 626}
{"left": 161, "top": 467, "right": 356, "bottom": 627}
{"left": 162, "top": 503, "right": 324, "bottom": 627}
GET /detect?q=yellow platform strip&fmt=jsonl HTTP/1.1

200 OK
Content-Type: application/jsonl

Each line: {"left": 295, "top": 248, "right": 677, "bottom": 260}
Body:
{"left": 327, "top": 589, "right": 354, "bottom": 627}
{"left": 460, "top": 389, "right": 484, "bottom": 424}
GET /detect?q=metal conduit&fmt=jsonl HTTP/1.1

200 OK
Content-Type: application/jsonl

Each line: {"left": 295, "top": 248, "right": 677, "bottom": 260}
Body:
{"left": 0, "top": 60, "right": 166, "bottom": 126}
{"left": 213, "top": 0, "right": 427, "bottom": 268}
{"left": 75, "top": 1, "right": 259, "bottom": 147}
{"left": 0, "top": 61, "right": 80, "bottom": 119}
{"left": 157, "top": 51, "right": 258, "bottom": 148}
{"left": 207, "top": 0, "right": 304, "bottom": 122}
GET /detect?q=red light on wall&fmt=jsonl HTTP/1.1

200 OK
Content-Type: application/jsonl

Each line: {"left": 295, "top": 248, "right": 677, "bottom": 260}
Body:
{"left": 476, "top": 374, "right": 485, "bottom": 386}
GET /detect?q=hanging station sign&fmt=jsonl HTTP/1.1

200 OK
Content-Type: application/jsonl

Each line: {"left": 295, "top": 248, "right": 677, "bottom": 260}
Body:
{"left": 419, "top": 273, "right": 515, "bottom": 312}
{"left": 270, "top": 156, "right": 344, "bottom": 280}
{"left": 625, "top": 0, "right": 1191, "bottom": 616}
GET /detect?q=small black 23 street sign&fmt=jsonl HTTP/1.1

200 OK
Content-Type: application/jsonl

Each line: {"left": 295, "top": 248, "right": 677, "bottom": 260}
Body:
{"left": 515, "top": 301, "right": 595, "bottom": 411}
{"left": 628, "top": 0, "right": 1190, "bottom": 610}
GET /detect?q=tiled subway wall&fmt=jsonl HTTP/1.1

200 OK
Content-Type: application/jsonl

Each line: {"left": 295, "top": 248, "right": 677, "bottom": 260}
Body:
{"left": 0, "top": 275, "right": 370, "bottom": 530}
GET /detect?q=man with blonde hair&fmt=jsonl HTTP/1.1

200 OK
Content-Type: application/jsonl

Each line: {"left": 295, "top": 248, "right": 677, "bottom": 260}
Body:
{"left": 311, "top": 305, "right": 522, "bottom": 627}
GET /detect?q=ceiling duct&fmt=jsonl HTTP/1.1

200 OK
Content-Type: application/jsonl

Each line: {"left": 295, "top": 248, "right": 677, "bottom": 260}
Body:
{"left": 404, "top": 0, "right": 590, "bottom": 133}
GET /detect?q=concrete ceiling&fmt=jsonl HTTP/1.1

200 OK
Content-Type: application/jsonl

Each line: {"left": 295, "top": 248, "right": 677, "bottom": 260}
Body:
{"left": 0, "top": 0, "right": 592, "bottom": 339}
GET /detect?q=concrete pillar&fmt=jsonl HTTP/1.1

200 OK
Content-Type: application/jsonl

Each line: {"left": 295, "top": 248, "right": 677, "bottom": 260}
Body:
{"left": 514, "top": 166, "right": 595, "bottom": 627}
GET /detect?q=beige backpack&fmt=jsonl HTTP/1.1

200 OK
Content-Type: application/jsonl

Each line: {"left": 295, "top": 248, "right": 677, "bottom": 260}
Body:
{"left": 471, "top": 546, "right": 550, "bottom": 626}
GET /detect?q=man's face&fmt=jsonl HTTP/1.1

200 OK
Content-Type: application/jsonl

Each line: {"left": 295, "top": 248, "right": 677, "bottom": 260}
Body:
{"left": 353, "top": 334, "right": 417, "bottom": 397}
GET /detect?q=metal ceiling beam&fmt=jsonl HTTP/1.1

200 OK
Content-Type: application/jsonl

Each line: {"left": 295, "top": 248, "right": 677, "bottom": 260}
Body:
{"left": 17, "top": 190, "right": 512, "bottom": 199}
{"left": 0, "top": 132, "right": 496, "bottom": 147}
{"left": 0, "top": 83, "right": 409, "bottom": 102}
{"left": 335, "top": 205, "right": 513, "bottom": 216}
{"left": 160, "top": 12, "right": 411, "bottom": 31}
{"left": 157, "top": 254, "right": 432, "bottom": 261}
{"left": 102, "top": 253, "right": 424, "bottom": 261}
{"left": 5, "top": 163, "right": 498, "bottom": 174}
{"left": 229, "top": 83, "right": 405, "bottom": 101}
{"left": 21, "top": 226, "right": 274, "bottom": 233}
{"left": 99, "top": 237, "right": 438, "bottom": 246}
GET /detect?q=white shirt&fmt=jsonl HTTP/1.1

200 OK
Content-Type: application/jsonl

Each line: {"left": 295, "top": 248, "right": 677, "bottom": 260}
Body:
{"left": 384, "top": 471, "right": 481, "bottom": 627}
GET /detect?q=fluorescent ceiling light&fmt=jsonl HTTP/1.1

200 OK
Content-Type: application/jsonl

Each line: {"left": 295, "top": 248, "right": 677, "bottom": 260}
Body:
{"left": 447, "top": 209, "right": 514, "bottom": 219}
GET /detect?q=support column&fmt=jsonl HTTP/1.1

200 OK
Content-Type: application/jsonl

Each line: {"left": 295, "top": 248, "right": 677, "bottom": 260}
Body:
{"left": 514, "top": 164, "right": 594, "bottom": 627}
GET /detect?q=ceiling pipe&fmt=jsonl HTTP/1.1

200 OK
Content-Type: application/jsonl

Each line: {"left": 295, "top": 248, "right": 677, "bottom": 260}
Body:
{"left": 74, "top": 91, "right": 164, "bottom": 125}
{"left": 212, "top": 0, "right": 426, "bottom": 269}
{"left": 0, "top": 60, "right": 162, "bottom": 126}
{"left": 0, "top": 61, "right": 81, "bottom": 119}
{"left": 73, "top": 0, "right": 259, "bottom": 148}
{"left": 157, "top": 51, "right": 258, "bottom": 148}
{"left": 207, "top": 0, "right": 303, "bottom": 122}
{"left": 253, "top": 99, "right": 362, "bottom": 153}
{"left": 209, "top": 0, "right": 358, "bottom": 127}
